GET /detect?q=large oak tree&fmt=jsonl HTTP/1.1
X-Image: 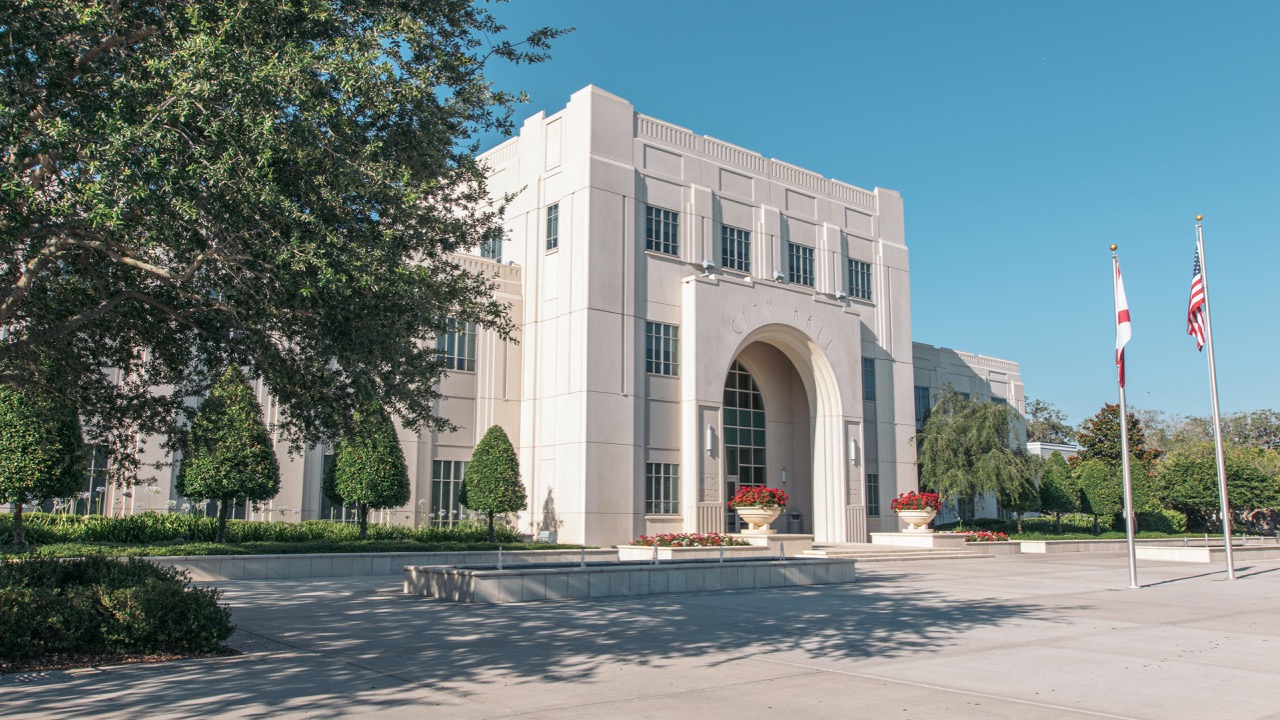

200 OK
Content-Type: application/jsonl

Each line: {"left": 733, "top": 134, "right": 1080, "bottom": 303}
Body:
{"left": 1, "top": 1, "right": 565, "bottom": 480}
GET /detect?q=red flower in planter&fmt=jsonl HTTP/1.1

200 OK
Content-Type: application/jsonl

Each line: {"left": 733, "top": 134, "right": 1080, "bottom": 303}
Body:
{"left": 727, "top": 486, "right": 788, "bottom": 509}
{"left": 889, "top": 491, "right": 941, "bottom": 512}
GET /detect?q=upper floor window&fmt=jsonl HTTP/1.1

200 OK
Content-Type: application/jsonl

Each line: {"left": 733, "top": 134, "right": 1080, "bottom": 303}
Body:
{"left": 862, "top": 358, "right": 877, "bottom": 402}
{"left": 914, "top": 385, "right": 931, "bottom": 427}
{"left": 546, "top": 203, "right": 560, "bottom": 251}
{"left": 645, "top": 321, "right": 679, "bottom": 376}
{"left": 479, "top": 237, "right": 502, "bottom": 262}
{"left": 788, "top": 243, "right": 815, "bottom": 287}
{"left": 645, "top": 205, "right": 679, "bottom": 256}
{"left": 721, "top": 225, "right": 751, "bottom": 273}
{"left": 848, "top": 258, "right": 872, "bottom": 301}
{"left": 437, "top": 319, "right": 476, "bottom": 372}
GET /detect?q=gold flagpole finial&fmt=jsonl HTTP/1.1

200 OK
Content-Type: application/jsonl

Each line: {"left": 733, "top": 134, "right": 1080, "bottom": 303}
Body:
{"left": 1196, "top": 214, "right": 1203, "bottom": 222}
{"left": 1110, "top": 244, "right": 1117, "bottom": 251}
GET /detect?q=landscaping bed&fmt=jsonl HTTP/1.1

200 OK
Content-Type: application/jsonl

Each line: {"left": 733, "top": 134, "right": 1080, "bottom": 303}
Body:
{"left": 0, "top": 556, "right": 235, "bottom": 673}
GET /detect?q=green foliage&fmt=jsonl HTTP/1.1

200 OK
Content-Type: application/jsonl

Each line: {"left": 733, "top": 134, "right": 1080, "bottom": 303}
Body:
{"left": 323, "top": 405, "right": 410, "bottom": 539}
{"left": 0, "top": 512, "right": 525, "bottom": 548}
{"left": 0, "top": 557, "right": 232, "bottom": 668}
{"left": 997, "top": 456, "right": 1042, "bottom": 533}
{"left": 1077, "top": 404, "right": 1161, "bottom": 466}
{"left": 1136, "top": 509, "right": 1188, "bottom": 534}
{"left": 177, "top": 367, "right": 280, "bottom": 542}
{"left": 916, "top": 389, "right": 1031, "bottom": 509}
{"left": 0, "top": 1, "right": 567, "bottom": 481}
{"left": 462, "top": 425, "right": 527, "bottom": 541}
{"left": 0, "top": 382, "right": 86, "bottom": 545}
{"left": 1038, "top": 451, "right": 1078, "bottom": 526}
{"left": 1074, "top": 460, "right": 1121, "bottom": 533}
{"left": 1025, "top": 398, "right": 1076, "bottom": 444}
{"left": 1154, "top": 442, "right": 1280, "bottom": 530}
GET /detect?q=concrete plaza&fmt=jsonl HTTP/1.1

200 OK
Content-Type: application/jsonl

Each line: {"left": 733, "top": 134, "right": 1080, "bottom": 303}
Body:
{"left": 3, "top": 553, "right": 1278, "bottom": 720}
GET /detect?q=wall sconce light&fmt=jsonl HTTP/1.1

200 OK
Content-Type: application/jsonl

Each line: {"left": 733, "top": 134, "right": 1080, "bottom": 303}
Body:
{"left": 705, "top": 424, "right": 714, "bottom": 455}
{"left": 849, "top": 439, "right": 858, "bottom": 463}
{"left": 781, "top": 466, "right": 788, "bottom": 484}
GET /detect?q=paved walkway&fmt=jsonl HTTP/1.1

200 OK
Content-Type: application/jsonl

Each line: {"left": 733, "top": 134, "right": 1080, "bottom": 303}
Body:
{"left": 4, "top": 553, "right": 1278, "bottom": 719}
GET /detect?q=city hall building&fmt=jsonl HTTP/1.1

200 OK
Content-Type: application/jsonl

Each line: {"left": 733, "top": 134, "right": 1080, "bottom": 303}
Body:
{"left": 41, "top": 86, "right": 1025, "bottom": 546}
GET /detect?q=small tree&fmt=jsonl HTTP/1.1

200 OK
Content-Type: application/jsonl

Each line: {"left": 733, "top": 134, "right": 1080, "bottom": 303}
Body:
{"left": 323, "top": 405, "right": 411, "bottom": 540}
{"left": 917, "top": 389, "right": 1030, "bottom": 516}
{"left": 1077, "top": 404, "right": 1161, "bottom": 466}
{"left": 1025, "top": 398, "right": 1077, "bottom": 444}
{"left": 1075, "top": 459, "right": 1121, "bottom": 534}
{"left": 0, "top": 383, "right": 85, "bottom": 545}
{"left": 462, "top": 425, "right": 526, "bottom": 542}
{"left": 177, "top": 367, "right": 281, "bottom": 543}
{"left": 998, "top": 455, "right": 1042, "bottom": 534}
{"left": 1155, "top": 442, "right": 1279, "bottom": 531}
{"left": 1038, "top": 451, "right": 1077, "bottom": 533}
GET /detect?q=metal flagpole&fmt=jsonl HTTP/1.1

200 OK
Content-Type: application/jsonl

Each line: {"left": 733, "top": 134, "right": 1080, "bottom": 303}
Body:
{"left": 1195, "top": 216, "right": 1236, "bottom": 580}
{"left": 1111, "top": 247, "right": 1139, "bottom": 589}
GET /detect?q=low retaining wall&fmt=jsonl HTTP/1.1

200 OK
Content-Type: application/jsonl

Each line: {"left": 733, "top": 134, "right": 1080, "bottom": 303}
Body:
{"left": 1019, "top": 539, "right": 1224, "bottom": 554}
{"left": 1136, "top": 545, "right": 1280, "bottom": 564}
{"left": 964, "top": 542, "right": 1022, "bottom": 555}
{"left": 150, "top": 549, "right": 619, "bottom": 581}
{"left": 616, "top": 545, "right": 771, "bottom": 561}
{"left": 870, "top": 532, "right": 969, "bottom": 550}
{"left": 404, "top": 557, "right": 858, "bottom": 604}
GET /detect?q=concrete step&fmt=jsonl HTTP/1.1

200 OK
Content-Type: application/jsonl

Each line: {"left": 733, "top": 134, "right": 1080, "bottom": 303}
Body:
{"left": 802, "top": 544, "right": 989, "bottom": 562}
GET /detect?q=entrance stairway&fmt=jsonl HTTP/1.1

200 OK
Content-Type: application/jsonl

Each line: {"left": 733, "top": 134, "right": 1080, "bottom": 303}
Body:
{"left": 801, "top": 543, "right": 989, "bottom": 563}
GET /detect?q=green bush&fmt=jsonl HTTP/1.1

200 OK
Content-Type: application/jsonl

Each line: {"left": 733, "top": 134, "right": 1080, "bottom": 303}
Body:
{"left": 1137, "top": 509, "right": 1188, "bottom": 534}
{"left": 0, "top": 557, "right": 233, "bottom": 667}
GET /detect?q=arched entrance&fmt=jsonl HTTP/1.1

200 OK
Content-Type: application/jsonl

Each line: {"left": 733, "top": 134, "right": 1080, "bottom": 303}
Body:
{"left": 722, "top": 344, "right": 815, "bottom": 533}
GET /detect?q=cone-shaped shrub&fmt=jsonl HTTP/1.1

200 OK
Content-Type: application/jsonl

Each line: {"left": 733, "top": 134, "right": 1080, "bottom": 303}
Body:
{"left": 0, "top": 383, "right": 85, "bottom": 545}
{"left": 323, "top": 405, "right": 410, "bottom": 540}
{"left": 177, "top": 367, "right": 281, "bottom": 543}
{"left": 1038, "top": 451, "right": 1077, "bottom": 532}
{"left": 462, "top": 425, "right": 526, "bottom": 541}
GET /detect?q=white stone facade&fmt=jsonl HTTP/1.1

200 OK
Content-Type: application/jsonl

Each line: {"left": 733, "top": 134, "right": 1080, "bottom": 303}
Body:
{"left": 17, "top": 86, "right": 1024, "bottom": 547}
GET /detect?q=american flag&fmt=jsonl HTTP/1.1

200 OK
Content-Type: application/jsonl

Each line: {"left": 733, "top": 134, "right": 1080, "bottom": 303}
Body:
{"left": 1187, "top": 249, "right": 1206, "bottom": 350}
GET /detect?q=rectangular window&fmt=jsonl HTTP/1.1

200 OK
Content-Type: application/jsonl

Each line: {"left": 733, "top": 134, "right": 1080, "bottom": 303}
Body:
{"left": 436, "top": 319, "right": 477, "bottom": 372}
{"left": 788, "top": 243, "right": 815, "bottom": 287}
{"left": 862, "top": 358, "right": 877, "bottom": 402}
{"left": 645, "top": 321, "right": 679, "bottom": 376}
{"left": 721, "top": 225, "right": 751, "bottom": 273}
{"left": 479, "top": 237, "right": 502, "bottom": 262}
{"left": 866, "top": 473, "right": 880, "bottom": 516}
{"left": 546, "top": 203, "right": 559, "bottom": 251}
{"left": 645, "top": 462, "right": 680, "bottom": 515}
{"left": 914, "top": 386, "right": 932, "bottom": 427}
{"left": 848, "top": 258, "right": 873, "bottom": 301}
{"left": 645, "top": 205, "right": 679, "bottom": 256}
{"left": 431, "top": 460, "right": 468, "bottom": 527}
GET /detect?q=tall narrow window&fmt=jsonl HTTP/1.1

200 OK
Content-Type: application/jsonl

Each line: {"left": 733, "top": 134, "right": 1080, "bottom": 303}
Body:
{"left": 431, "top": 460, "right": 468, "bottom": 526}
{"left": 546, "top": 203, "right": 560, "bottom": 251}
{"left": 721, "top": 225, "right": 751, "bottom": 273}
{"left": 645, "top": 321, "right": 679, "bottom": 376}
{"left": 788, "top": 243, "right": 815, "bottom": 287}
{"left": 436, "top": 319, "right": 476, "bottom": 372}
{"left": 645, "top": 205, "right": 679, "bottom": 256}
{"left": 479, "top": 237, "right": 502, "bottom": 262}
{"left": 862, "top": 358, "right": 877, "bottom": 402}
{"left": 645, "top": 463, "right": 680, "bottom": 514}
{"left": 914, "top": 386, "right": 932, "bottom": 428}
{"left": 848, "top": 258, "right": 873, "bottom": 301}
{"left": 866, "top": 473, "right": 880, "bottom": 516}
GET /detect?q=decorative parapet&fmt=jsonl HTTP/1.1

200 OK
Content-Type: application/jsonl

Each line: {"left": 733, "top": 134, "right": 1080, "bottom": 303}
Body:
{"left": 451, "top": 253, "right": 522, "bottom": 283}
{"left": 951, "top": 350, "right": 1019, "bottom": 372}
{"left": 479, "top": 136, "right": 519, "bottom": 165}
{"left": 635, "top": 114, "right": 877, "bottom": 212}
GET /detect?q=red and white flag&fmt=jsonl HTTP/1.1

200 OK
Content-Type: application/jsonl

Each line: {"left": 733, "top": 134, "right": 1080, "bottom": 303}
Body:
{"left": 1187, "top": 249, "right": 1206, "bottom": 350}
{"left": 1114, "top": 261, "right": 1132, "bottom": 387}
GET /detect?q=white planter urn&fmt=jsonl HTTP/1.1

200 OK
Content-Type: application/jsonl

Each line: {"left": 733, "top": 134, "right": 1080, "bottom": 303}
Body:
{"left": 897, "top": 508, "right": 937, "bottom": 533}
{"left": 734, "top": 506, "right": 782, "bottom": 535}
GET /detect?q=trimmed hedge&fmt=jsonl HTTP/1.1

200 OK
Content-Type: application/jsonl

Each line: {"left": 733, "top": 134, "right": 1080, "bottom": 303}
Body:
{"left": 0, "top": 556, "right": 233, "bottom": 668}
{"left": 0, "top": 512, "right": 524, "bottom": 547}
{"left": 15, "top": 539, "right": 577, "bottom": 559}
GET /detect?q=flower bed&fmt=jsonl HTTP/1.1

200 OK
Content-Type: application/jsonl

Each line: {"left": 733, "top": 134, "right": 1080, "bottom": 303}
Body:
{"left": 962, "top": 530, "right": 1010, "bottom": 543}
{"left": 629, "top": 533, "right": 750, "bottom": 547}
{"left": 890, "top": 491, "right": 941, "bottom": 512}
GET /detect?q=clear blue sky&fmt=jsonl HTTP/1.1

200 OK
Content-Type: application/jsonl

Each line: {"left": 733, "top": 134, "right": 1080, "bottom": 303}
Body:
{"left": 477, "top": 0, "right": 1279, "bottom": 425}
